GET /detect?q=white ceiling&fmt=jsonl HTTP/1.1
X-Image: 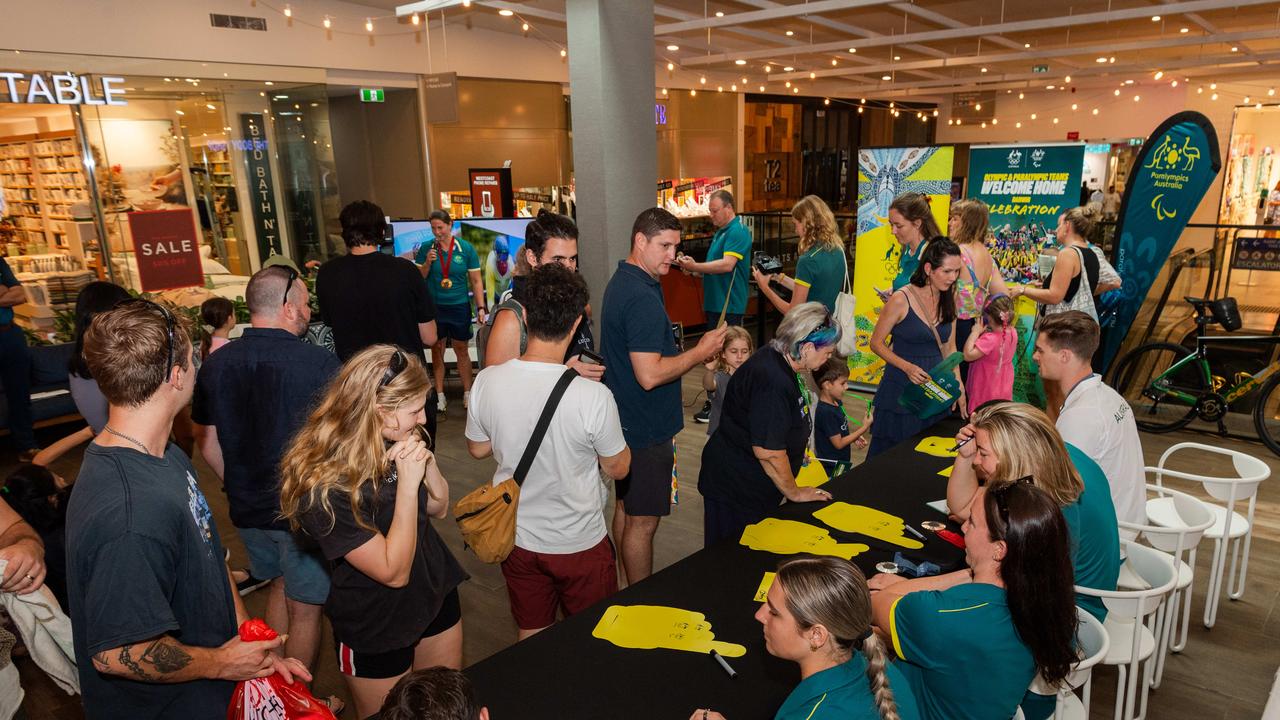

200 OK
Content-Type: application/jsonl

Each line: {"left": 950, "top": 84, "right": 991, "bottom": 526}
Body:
{"left": 387, "top": 0, "right": 1280, "bottom": 99}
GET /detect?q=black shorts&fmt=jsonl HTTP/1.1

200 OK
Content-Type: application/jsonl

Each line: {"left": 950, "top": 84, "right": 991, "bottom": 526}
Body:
{"left": 436, "top": 302, "right": 474, "bottom": 343}
{"left": 335, "top": 589, "right": 462, "bottom": 679}
{"left": 615, "top": 439, "right": 674, "bottom": 517}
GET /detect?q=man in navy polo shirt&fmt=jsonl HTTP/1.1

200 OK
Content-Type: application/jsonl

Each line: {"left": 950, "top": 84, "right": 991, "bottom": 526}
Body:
{"left": 0, "top": 257, "right": 38, "bottom": 461}
{"left": 193, "top": 266, "right": 340, "bottom": 681}
{"left": 601, "top": 208, "right": 727, "bottom": 584}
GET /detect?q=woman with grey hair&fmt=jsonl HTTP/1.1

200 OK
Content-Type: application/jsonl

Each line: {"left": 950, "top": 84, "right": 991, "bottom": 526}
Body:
{"left": 697, "top": 302, "right": 838, "bottom": 547}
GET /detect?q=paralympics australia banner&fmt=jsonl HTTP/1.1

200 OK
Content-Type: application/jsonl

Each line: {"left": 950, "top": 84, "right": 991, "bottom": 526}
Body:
{"left": 1100, "top": 112, "right": 1220, "bottom": 370}
{"left": 969, "top": 142, "right": 1084, "bottom": 407}
{"left": 851, "top": 146, "right": 954, "bottom": 386}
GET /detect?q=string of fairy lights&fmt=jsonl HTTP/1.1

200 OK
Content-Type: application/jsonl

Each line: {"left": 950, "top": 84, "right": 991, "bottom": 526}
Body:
{"left": 244, "top": 1, "right": 1279, "bottom": 126}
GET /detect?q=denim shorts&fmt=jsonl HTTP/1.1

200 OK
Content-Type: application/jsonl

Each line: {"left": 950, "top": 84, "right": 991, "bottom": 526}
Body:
{"left": 240, "top": 527, "right": 331, "bottom": 605}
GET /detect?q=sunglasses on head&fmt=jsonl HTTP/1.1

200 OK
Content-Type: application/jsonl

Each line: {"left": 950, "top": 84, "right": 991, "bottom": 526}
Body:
{"left": 379, "top": 350, "right": 408, "bottom": 389}
{"left": 989, "top": 475, "right": 1035, "bottom": 526}
{"left": 279, "top": 266, "right": 299, "bottom": 306}
{"left": 116, "top": 298, "right": 177, "bottom": 374}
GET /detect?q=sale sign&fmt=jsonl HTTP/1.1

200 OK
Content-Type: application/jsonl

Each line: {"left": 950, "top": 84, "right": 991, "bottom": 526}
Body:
{"left": 127, "top": 209, "right": 204, "bottom": 292}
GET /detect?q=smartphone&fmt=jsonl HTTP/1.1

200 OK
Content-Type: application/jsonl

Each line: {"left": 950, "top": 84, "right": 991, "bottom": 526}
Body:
{"left": 578, "top": 349, "right": 605, "bottom": 366}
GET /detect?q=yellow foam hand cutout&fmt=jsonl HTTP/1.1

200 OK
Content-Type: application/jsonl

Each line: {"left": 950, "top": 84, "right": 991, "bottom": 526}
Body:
{"left": 739, "top": 518, "right": 870, "bottom": 559}
{"left": 592, "top": 605, "right": 747, "bottom": 657}
{"left": 915, "top": 436, "right": 958, "bottom": 458}
{"left": 753, "top": 572, "right": 776, "bottom": 602}
{"left": 937, "top": 465, "right": 953, "bottom": 478}
{"left": 812, "top": 503, "right": 925, "bottom": 549}
{"left": 795, "top": 451, "right": 830, "bottom": 488}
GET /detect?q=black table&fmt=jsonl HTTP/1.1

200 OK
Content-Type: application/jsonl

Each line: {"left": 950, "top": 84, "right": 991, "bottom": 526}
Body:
{"left": 466, "top": 420, "right": 965, "bottom": 719}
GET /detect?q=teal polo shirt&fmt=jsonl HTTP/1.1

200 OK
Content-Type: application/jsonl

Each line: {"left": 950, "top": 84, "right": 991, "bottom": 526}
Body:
{"left": 1064, "top": 443, "right": 1122, "bottom": 622}
{"left": 415, "top": 238, "right": 481, "bottom": 308}
{"left": 703, "top": 217, "right": 752, "bottom": 315}
{"left": 890, "top": 583, "right": 1034, "bottom": 720}
{"left": 0, "top": 258, "right": 19, "bottom": 324}
{"left": 775, "top": 653, "right": 921, "bottom": 720}
{"left": 892, "top": 239, "right": 929, "bottom": 290}
{"left": 795, "top": 245, "right": 847, "bottom": 311}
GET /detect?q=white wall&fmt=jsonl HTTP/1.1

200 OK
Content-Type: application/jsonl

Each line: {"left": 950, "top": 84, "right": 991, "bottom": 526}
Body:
{"left": 0, "top": 0, "right": 570, "bottom": 83}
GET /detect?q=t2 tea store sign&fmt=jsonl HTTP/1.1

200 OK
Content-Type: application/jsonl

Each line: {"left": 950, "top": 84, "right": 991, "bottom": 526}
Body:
{"left": 127, "top": 210, "right": 203, "bottom": 291}
{"left": 240, "top": 114, "right": 284, "bottom": 261}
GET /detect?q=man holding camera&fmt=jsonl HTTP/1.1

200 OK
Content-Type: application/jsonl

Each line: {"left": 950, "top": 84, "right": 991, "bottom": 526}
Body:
{"left": 674, "top": 190, "right": 751, "bottom": 423}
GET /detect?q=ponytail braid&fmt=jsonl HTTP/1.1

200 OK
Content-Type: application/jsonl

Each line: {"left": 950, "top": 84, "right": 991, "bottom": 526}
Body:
{"left": 862, "top": 633, "right": 902, "bottom": 720}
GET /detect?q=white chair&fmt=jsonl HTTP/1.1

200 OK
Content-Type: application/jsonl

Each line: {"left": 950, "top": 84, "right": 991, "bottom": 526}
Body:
{"left": 1116, "top": 483, "right": 1213, "bottom": 689}
{"left": 1143, "top": 442, "right": 1269, "bottom": 629}
{"left": 1021, "top": 607, "right": 1111, "bottom": 719}
{"left": 1076, "top": 541, "right": 1177, "bottom": 720}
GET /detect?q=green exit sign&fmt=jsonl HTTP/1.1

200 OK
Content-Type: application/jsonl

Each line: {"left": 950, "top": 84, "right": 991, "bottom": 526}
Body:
{"left": 1032, "top": 65, "right": 1049, "bottom": 73}
{"left": 360, "top": 88, "right": 385, "bottom": 103}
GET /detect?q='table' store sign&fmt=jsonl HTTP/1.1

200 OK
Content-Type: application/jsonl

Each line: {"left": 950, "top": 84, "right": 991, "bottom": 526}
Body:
{"left": 0, "top": 72, "right": 127, "bottom": 106}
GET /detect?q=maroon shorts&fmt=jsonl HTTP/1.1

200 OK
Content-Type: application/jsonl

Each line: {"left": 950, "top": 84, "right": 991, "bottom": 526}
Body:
{"left": 500, "top": 536, "right": 618, "bottom": 630}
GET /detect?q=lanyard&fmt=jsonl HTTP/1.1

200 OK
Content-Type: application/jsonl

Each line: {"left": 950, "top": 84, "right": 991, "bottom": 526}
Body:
{"left": 795, "top": 373, "right": 811, "bottom": 417}
{"left": 836, "top": 402, "right": 864, "bottom": 428}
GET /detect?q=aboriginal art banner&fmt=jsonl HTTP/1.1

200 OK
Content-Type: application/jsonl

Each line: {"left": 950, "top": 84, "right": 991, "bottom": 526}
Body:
{"left": 1100, "top": 112, "right": 1220, "bottom": 371}
{"left": 851, "top": 146, "right": 954, "bottom": 387}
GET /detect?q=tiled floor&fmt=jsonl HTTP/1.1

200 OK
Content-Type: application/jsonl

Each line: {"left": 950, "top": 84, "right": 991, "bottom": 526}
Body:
{"left": 7, "top": 372, "right": 1280, "bottom": 719}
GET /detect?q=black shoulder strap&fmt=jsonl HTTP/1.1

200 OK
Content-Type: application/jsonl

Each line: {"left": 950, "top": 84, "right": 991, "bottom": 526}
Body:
{"left": 513, "top": 368, "right": 578, "bottom": 486}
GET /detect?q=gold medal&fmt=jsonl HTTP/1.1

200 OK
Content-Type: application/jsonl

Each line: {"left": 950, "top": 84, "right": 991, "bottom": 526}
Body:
{"left": 441, "top": 278, "right": 453, "bottom": 289}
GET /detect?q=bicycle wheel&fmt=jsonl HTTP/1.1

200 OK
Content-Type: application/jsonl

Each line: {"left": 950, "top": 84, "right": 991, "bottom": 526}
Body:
{"left": 1108, "top": 342, "right": 1205, "bottom": 432}
{"left": 1252, "top": 374, "right": 1280, "bottom": 457}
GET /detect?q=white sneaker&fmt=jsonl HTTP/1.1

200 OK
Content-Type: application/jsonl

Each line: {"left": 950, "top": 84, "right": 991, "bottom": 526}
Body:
{"left": 463, "top": 390, "right": 471, "bottom": 409}
{"left": 437, "top": 393, "right": 447, "bottom": 414}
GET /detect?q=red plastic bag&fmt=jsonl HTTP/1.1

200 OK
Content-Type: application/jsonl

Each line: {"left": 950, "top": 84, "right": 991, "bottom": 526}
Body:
{"left": 227, "top": 619, "right": 337, "bottom": 720}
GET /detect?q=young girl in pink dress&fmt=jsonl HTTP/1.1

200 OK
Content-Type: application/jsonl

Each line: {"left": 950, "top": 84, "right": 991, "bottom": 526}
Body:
{"left": 963, "top": 295, "right": 1017, "bottom": 414}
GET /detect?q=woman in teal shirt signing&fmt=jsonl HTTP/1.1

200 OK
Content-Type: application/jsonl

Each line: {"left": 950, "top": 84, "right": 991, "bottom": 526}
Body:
{"left": 690, "top": 557, "right": 919, "bottom": 720}
{"left": 754, "top": 195, "right": 849, "bottom": 313}
{"left": 871, "top": 482, "right": 1078, "bottom": 720}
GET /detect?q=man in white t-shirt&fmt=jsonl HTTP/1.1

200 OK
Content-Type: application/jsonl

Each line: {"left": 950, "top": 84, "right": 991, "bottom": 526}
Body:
{"left": 1033, "top": 311, "right": 1145, "bottom": 536}
{"left": 465, "top": 264, "right": 631, "bottom": 640}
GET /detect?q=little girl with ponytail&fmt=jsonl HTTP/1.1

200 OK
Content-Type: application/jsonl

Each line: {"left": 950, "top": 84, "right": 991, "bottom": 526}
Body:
{"left": 962, "top": 294, "right": 1018, "bottom": 414}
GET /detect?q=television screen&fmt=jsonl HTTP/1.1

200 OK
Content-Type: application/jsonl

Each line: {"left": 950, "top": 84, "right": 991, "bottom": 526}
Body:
{"left": 390, "top": 218, "right": 531, "bottom": 308}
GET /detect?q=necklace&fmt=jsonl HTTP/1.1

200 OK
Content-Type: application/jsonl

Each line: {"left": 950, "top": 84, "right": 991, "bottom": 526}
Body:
{"left": 103, "top": 424, "right": 152, "bottom": 455}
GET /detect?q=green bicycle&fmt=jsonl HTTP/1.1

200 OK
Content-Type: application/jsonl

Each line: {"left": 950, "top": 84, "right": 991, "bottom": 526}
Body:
{"left": 1108, "top": 296, "right": 1280, "bottom": 456}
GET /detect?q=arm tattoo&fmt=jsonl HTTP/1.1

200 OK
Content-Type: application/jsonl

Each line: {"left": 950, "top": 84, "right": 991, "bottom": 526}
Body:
{"left": 140, "top": 637, "right": 193, "bottom": 674}
{"left": 118, "top": 645, "right": 153, "bottom": 681}
{"left": 91, "top": 652, "right": 110, "bottom": 672}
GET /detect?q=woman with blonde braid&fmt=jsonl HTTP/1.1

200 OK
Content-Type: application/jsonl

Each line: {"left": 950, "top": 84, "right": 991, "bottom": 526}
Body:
{"left": 754, "top": 195, "right": 849, "bottom": 313}
{"left": 279, "top": 345, "right": 467, "bottom": 718}
{"left": 690, "top": 557, "right": 919, "bottom": 720}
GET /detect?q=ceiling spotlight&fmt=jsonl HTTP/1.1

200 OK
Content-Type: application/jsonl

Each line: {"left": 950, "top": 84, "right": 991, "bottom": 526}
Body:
{"left": 948, "top": 118, "right": 954, "bottom": 125}
{"left": 1053, "top": 117, "right": 1059, "bottom": 124}
{"left": 785, "top": 81, "right": 791, "bottom": 88}
{"left": 760, "top": 85, "right": 765, "bottom": 91}
{"left": 955, "top": 118, "right": 961, "bottom": 125}
{"left": 412, "top": 13, "right": 421, "bottom": 25}
{"left": 1071, "top": 103, "right": 1078, "bottom": 110}
{"left": 1016, "top": 121, "right": 1022, "bottom": 128}
{"left": 1151, "top": 15, "right": 1161, "bottom": 21}
{"left": 1064, "top": 76, "right": 1071, "bottom": 83}
{"left": 824, "top": 98, "right": 830, "bottom": 105}
{"left": 793, "top": 87, "right": 799, "bottom": 93}
{"left": 498, "top": 9, "right": 514, "bottom": 16}
{"left": 1047, "top": 85, "right": 1055, "bottom": 90}
{"left": 765, "top": 65, "right": 772, "bottom": 72}
{"left": 735, "top": 59, "right": 747, "bottom": 65}
{"left": 1125, "top": 79, "right": 1134, "bottom": 85}
{"left": 932, "top": 109, "right": 938, "bottom": 116}
{"left": 1154, "top": 71, "right": 1164, "bottom": 80}
{"left": 1115, "top": 89, "right": 1121, "bottom": 96}
{"left": 831, "top": 59, "right": 837, "bottom": 66}
{"left": 974, "top": 103, "right": 981, "bottom": 110}
{"left": 981, "top": 67, "right": 988, "bottom": 73}
{"left": 1244, "top": 96, "right": 1251, "bottom": 103}
{"left": 365, "top": 17, "right": 373, "bottom": 32}
{"left": 1031, "top": 113, "right": 1037, "bottom": 119}
{"left": 1171, "top": 80, "right": 1179, "bottom": 88}
{"left": 690, "top": 89, "right": 697, "bottom": 96}
{"left": 783, "top": 66, "right": 794, "bottom": 71}
{"left": 1210, "top": 82, "right": 1217, "bottom": 89}
{"left": 1269, "top": 88, "right": 1276, "bottom": 96}
{"left": 521, "top": 22, "right": 528, "bottom": 31}
{"left": 717, "top": 86, "right": 723, "bottom": 92}
{"left": 809, "top": 72, "right": 816, "bottom": 79}
{"left": 175, "top": 109, "right": 185, "bottom": 115}
{"left": 1109, "top": 57, "right": 1116, "bottom": 63}
{"left": 1096, "top": 57, "right": 1108, "bottom": 63}
{"left": 731, "top": 84, "right": 737, "bottom": 91}
{"left": 848, "top": 47, "right": 857, "bottom": 53}
{"left": 1134, "top": 95, "right": 1140, "bottom": 102}
{"left": 283, "top": 5, "right": 292, "bottom": 17}
{"left": 1211, "top": 92, "right": 1218, "bottom": 100}
{"left": 1198, "top": 86, "right": 1203, "bottom": 94}
{"left": 701, "top": 76, "right": 707, "bottom": 84}
{"left": 264, "top": 81, "right": 274, "bottom": 86}
{"left": 889, "top": 101, "right": 895, "bottom": 108}
{"left": 893, "top": 55, "right": 901, "bottom": 61}
{"left": 322, "top": 15, "right": 331, "bottom": 28}
{"left": 667, "top": 62, "right": 674, "bottom": 71}
{"left": 716, "top": 11, "right": 724, "bottom": 17}
{"left": 992, "top": 118, "right": 998, "bottom": 125}
{"left": 1180, "top": 27, "right": 1189, "bottom": 33}
{"left": 667, "top": 44, "right": 679, "bottom": 51}
{"left": 1092, "top": 108, "right": 1099, "bottom": 115}
{"left": 1018, "top": 92, "right": 1024, "bottom": 99}
{"left": 741, "top": 77, "right": 747, "bottom": 84}
{"left": 785, "top": 30, "right": 794, "bottom": 36}
{"left": 1024, "top": 43, "right": 1031, "bottom": 48}
{"left": 882, "top": 75, "right": 891, "bottom": 81}
{"left": 560, "top": 49, "right": 567, "bottom": 57}
{"left": 1232, "top": 46, "right": 1239, "bottom": 52}
{"left": 205, "top": 103, "right": 216, "bottom": 110}
{"left": 982, "top": 122, "right": 987, "bottom": 128}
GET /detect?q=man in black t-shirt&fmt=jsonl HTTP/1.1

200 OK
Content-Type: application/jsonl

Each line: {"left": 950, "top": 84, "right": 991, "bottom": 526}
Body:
{"left": 65, "top": 300, "right": 310, "bottom": 720}
{"left": 318, "top": 201, "right": 440, "bottom": 442}
{"left": 316, "top": 201, "right": 439, "bottom": 362}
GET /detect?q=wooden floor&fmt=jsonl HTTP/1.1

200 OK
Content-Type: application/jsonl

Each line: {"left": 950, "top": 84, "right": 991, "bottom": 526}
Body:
{"left": 6, "top": 371, "right": 1280, "bottom": 719}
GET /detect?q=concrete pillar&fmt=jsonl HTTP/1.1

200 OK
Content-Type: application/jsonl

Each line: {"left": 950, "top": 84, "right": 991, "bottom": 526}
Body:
{"left": 565, "top": 0, "right": 656, "bottom": 336}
